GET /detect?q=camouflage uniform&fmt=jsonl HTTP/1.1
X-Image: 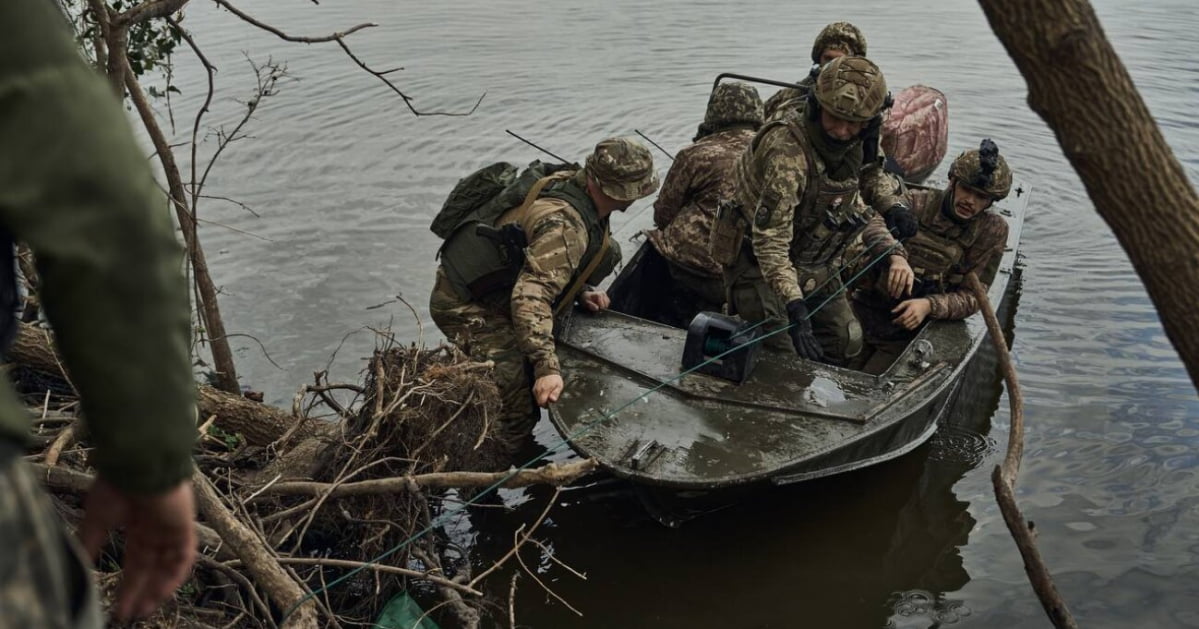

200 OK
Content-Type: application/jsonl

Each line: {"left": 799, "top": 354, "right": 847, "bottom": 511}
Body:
{"left": 430, "top": 138, "right": 657, "bottom": 451}
{"left": 1, "top": 0, "right": 197, "bottom": 624}
{"left": 647, "top": 82, "right": 762, "bottom": 322}
{"left": 762, "top": 22, "right": 867, "bottom": 123}
{"left": 852, "top": 143, "right": 1012, "bottom": 374}
{"left": 717, "top": 58, "right": 898, "bottom": 364}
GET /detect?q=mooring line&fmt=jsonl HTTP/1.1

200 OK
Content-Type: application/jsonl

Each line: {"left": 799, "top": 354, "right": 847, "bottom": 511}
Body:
{"left": 284, "top": 234, "right": 905, "bottom": 620}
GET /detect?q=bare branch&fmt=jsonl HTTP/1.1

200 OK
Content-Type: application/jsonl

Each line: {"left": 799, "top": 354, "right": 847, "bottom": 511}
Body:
{"left": 211, "top": 0, "right": 374, "bottom": 42}
{"left": 256, "top": 459, "right": 598, "bottom": 499}
{"left": 333, "top": 37, "right": 486, "bottom": 117}
{"left": 212, "top": 0, "right": 483, "bottom": 116}
{"left": 114, "top": 0, "right": 189, "bottom": 27}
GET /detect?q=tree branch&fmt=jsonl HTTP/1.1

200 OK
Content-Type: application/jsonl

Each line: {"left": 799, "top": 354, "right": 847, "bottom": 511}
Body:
{"left": 256, "top": 459, "right": 598, "bottom": 499}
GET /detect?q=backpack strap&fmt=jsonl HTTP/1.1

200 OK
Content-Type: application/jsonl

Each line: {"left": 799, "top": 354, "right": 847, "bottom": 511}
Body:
{"left": 506, "top": 171, "right": 609, "bottom": 317}
{"left": 554, "top": 230, "right": 609, "bottom": 317}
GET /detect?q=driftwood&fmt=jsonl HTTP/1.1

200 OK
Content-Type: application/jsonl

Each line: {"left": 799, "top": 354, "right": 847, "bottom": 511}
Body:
{"left": 967, "top": 273, "right": 1078, "bottom": 628}
{"left": 260, "top": 459, "right": 598, "bottom": 498}
{"left": 16, "top": 330, "right": 585, "bottom": 627}
{"left": 193, "top": 471, "right": 321, "bottom": 628}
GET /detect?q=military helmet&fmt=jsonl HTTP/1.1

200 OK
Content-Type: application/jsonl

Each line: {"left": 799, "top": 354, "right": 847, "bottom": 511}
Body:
{"left": 703, "top": 81, "right": 764, "bottom": 130}
{"left": 949, "top": 138, "right": 1012, "bottom": 200}
{"left": 812, "top": 56, "right": 888, "bottom": 123}
{"left": 585, "top": 136, "right": 660, "bottom": 202}
{"left": 810, "top": 22, "right": 867, "bottom": 64}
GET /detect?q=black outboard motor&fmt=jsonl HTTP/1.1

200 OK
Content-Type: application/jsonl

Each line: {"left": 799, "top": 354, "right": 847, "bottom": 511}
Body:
{"left": 681, "top": 312, "right": 763, "bottom": 384}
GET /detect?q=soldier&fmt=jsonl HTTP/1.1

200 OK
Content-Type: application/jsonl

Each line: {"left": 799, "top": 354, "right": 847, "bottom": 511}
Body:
{"left": 762, "top": 22, "right": 909, "bottom": 229}
{"left": 762, "top": 21, "right": 868, "bottom": 123}
{"left": 0, "top": 0, "right": 198, "bottom": 624}
{"left": 646, "top": 81, "right": 764, "bottom": 325}
{"left": 709, "top": 56, "right": 901, "bottom": 366}
{"left": 850, "top": 139, "right": 1013, "bottom": 374}
{"left": 430, "top": 137, "right": 658, "bottom": 452}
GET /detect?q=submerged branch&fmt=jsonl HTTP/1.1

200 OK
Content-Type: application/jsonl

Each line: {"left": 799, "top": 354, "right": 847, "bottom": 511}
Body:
{"left": 968, "top": 272, "right": 1077, "bottom": 628}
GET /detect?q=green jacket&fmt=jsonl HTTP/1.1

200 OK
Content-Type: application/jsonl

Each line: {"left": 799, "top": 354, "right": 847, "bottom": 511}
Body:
{"left": 0, "top": 0, "right": 196, "bottom": 493}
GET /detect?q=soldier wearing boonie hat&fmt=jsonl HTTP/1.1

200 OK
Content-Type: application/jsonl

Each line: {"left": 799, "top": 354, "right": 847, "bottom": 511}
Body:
{"left": 430, "top": 136, "right": 657, "bottom": 454}
{"left": 585, "top": 136, "right": 660, "bottom": 202}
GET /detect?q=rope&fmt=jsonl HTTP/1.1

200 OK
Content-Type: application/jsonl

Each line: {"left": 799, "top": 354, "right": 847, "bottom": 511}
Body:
{"left": 283, "top": 234, "right": 905, "bottom": 620}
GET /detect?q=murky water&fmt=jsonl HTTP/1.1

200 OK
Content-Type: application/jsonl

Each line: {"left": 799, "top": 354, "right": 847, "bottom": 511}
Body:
{"left": 161, "top": 0, "right": 1199, "bottom": 626}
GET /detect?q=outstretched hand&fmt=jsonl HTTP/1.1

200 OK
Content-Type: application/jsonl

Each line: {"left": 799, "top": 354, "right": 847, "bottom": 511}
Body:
{"left": 533, "top": 374, "right": 564, "bottom": 407}
{"left": 78, "top": 477, "right": 196, "bottom": 621}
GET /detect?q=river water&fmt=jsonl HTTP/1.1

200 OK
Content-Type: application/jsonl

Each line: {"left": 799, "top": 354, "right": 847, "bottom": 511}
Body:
{"left": 162, "top": 0, "right": 1199, "bottom": 626}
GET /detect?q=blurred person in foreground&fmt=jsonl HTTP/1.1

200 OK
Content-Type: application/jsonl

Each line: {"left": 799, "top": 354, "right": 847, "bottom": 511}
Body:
{"left": 0, "top": 0, "right": 198, "bottom": 625}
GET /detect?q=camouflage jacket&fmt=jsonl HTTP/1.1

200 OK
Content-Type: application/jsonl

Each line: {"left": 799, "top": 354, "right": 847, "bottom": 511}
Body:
{"left": 733, "top": 122, "right": 900, "bottom": 304}
{"left": 510, "top": 197, "right": 607, "bottom": 379}
{"left": 0, "top": 0, "right": 196, "bottom": 493}
{"left": 894, "top": 188, "right": 1009, "bottom": 320}
{"left": 763, "top": 93, "right": 902, "bottom": 213}
{"left": 762, "top": 76, "right": 815, "bottom": 124}
{"left": 647, "top": 127, "right": 756, "bottom": 277}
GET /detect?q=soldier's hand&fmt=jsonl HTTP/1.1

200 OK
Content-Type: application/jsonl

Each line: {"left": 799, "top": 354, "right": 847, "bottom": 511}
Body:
{"left": 533, "top": 374, "right": 564, "bottom": 407}
{"left": 580, "top": 290, "right": 611, "bottom": 312}
{"left": 886, "top": 255, "right": 915, "bottom": 299}
{"left": 784, "top": 299, "right": 825, "bottom": 361}
{"left": 78, "top": 477, "right": 196, "bottom": 621}
{"left": 891, "top": 298, "right": 932, "bottom": 330}
{"left": 884, "top": 203, "right": 919, "bottom": 241}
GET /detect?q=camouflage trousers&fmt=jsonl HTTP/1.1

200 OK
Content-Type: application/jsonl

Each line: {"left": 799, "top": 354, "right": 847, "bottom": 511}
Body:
{"left": 429, "top": 268, "right": 538, "bottom": 453}
{"left": 0, "top": 444, "right": 101, "bottom": 629}
{"left": 724, "top": 258, "right": 863, "bottom": 365}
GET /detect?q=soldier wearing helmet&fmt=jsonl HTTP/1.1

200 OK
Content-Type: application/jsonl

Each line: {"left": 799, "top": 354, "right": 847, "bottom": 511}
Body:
{"left": 763, "top": 22, "right": 905, "bottom": 224}
{"left": 647, "top": 81, "right": 764, "bottom": 324}
{"left": 430, "top": 137, "right": 658, "bottom": 452}
{"left": 763, "top": 22, "right": 867, "bottom": 123}
{"left": 710, "top": 56, "right": 901, "bottom": 365}
{"left": 850, "top": 139, "right": 1013, "bottom": 374}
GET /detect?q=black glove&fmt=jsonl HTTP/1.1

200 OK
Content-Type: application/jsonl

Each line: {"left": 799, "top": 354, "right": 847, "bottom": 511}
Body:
{"left": 884, "top": 203, "right": 918, "bottom": 241}
{"left": 785, "top": 299, "right": 824, "bottom": 361}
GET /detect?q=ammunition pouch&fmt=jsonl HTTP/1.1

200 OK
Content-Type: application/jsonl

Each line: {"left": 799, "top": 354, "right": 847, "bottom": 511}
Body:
{"left": 709, "top": 199, "right": 747, "bottom": 267}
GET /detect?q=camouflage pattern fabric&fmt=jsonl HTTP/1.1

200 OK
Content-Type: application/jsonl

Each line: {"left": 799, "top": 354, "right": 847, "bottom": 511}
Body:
{"left": 852, "top": 186, "right": 1009, "bottom": 372}
{"left": 949, "top": 140, "right": 1013, "bottom": 199}
{"left": 430, "top": 195, "right": 617, "bottom": 449}
{"left": 702, "top": 82, "right": 764, "bottom": 132}
{"left": 810, "top": 21, "right": 867, "bottom": 63}
{"left": 762, "top": 75, "right": 815, "bottom": 124}
{"left": 731, "top": 123, "right": 814, "bottom": 305}
{"left": 585, "top": 137, "right": 659, "bottom": 201}
{"left": 648, "top": 127, "right": 757, "bottom": 278}
{"left": 724, "top": 257, "right": 863, "bottom": 362}
{"left": 430, "top": 269, "right": 539, "bottom": 451}
{"left": 0, "top": 455, "right": 101, "bottom": 629}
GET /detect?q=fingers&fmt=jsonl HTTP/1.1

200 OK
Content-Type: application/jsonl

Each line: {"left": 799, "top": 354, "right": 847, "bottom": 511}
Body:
{"left": 107, "top": 480, "right": 197, "bottom": 621}
{"left": 79, "top": 479, "right": 121, "bottom": 561}
{"left": 533, "top": 375, "right": 564, "bottom": 407}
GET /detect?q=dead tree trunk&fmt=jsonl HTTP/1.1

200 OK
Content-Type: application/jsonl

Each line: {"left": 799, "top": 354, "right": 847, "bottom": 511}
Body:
{"left": 977, "top": 0, "right": 1199, "bottom": 391}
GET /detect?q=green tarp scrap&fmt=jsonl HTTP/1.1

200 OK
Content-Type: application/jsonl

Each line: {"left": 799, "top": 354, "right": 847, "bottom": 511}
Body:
{"left": 373, "top": 593, "right": 442, "bottom": 629}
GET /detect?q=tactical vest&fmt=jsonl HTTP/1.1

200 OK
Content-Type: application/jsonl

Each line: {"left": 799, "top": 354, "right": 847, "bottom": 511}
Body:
{"left": 439, "top": 171, "right": 609, "bottom": 309}
{"left": 754, "top": 119, "right": 872, "bottom": 268}
{"left": 902, "top": 189, "right": 983, "bottom": 293}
